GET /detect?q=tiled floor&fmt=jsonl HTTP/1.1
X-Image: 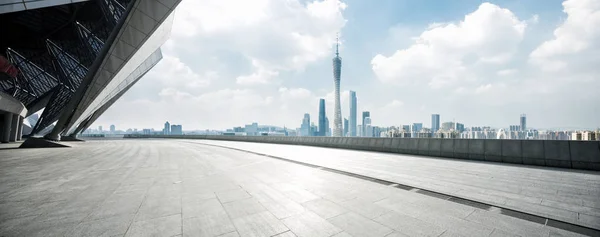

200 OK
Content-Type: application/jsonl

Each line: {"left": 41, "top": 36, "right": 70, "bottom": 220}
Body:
{"left": 195, "top": 139, "right": 600, "bottom": 230}
{"left": 0, "top": 139, "right": 596, "bottom": 237}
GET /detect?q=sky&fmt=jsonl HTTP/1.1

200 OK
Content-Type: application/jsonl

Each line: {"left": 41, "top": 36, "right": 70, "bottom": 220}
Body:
{"left": 94, "top": 0, "right": 600, "bottom": 131}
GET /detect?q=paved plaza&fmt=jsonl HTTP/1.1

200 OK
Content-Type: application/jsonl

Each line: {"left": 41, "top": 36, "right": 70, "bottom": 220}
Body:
{"left": 0, "top": 139, "right": 598, "bottom": 237}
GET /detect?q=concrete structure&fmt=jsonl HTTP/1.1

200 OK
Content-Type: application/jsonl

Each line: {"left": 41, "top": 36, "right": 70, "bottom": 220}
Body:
{"left": 0, "top": 91, "right": 27, "bottom": 143}
{"left": 332, "top": 37, "right": 343, "bottom": 137}
{"left": 129, "top": 134, "right": 600, "bottom": 172}
{"left": 349, "top": 90, "right": 357, "bottom": 136}
{"left": 2, "top": 139, "right": 597, "bottom": 236}
{"left": 1, "top": 0, "right": 182, "bottom": 141}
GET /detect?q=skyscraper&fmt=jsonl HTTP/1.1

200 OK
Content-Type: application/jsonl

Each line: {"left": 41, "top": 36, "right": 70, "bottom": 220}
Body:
{"left": 110, "top": 125, "right": 115, "bottom": 133}
{"left": 318, "top": 98, "right": 327, "bottom": 136}
{"left": 520, "top": 114, "right": 527, "bottom": 131}
{"left": 362, "top": 111, "right": 370, "bottom": 137}
{"left": 431, "top": 114, "right": 440, "bottom": 133}
{"left": 301, "top": 114, "right": 311, "bottom": 136}
{"left": 349, "top": 91, "right": 357, "bottom": 137}
{"left": 164, "top": 121, "right": 170, "bottom": 135}
{"left": 343, "top": 118, "right": 349, "bottom": 137}
{"left": 332, "top": 35, "right": 343, "bottom": 137}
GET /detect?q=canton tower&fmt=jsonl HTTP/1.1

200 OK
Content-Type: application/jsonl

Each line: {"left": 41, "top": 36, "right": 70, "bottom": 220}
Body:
{"left": 332, "top": 35, "right": 343, "bottom": 137}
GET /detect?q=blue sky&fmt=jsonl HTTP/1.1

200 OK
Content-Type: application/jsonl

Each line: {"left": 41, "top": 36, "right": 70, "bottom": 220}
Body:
{"left": 96, "top": 0, "right": 599, "bottom": 131}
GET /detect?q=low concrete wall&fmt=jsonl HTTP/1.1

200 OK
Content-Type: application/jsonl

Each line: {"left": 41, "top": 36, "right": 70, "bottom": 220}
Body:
{"left": 124, "top": 134, "right": 600, "bottom": 171}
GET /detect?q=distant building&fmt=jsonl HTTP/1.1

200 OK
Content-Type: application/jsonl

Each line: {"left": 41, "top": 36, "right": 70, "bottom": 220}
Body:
{"left": 364, "top": 117, "right": 372, "bottom": 137}
{"left": 431, "top": 114, "right": 440, "bottom": 133}
{"left": 98, "top": 126, "right": 103, "bottom": 133}
{"left": 300, "top": 114, "right": 311, "bottom": 136}
{"left": 362, "top": 111, "right": 370, "bottom": 137}
{"left": 245, "top": 122, "right": 259, "bottom": 136}
{"left": 343, "top": 118, "right": 349, "bottom": 137}
{"left": 110, "top": 125, "right": 115, "bottom": 133}
{"left": 170, "top": 125, "right": 183, "bottom": 135}
{"left": 349, "top": 91, "right": 357, "bottom": 136}
{"left": 164, "top": 121, "right": 170, "bottom": 135}
{"left": 509, "top": 125, "right": 520, "bottom": 132}
{"left": 325, "top": 117, "right": 330, "bottom": 137}
{"left": 233, "top": 127, "right": 244, "bottom": 132}
{"left": 520, "top": 114, "right": 527, "bottom": 131}
{"left": 412, "top": 123, "right": 423, "bottom": 133}
{"left": 318, "top": 99, "right": 327, "bottom": 136}
{"left": 441, "top": 122, "right": 454, "bottom": 131}
{"left": 456, "top": 123, "right": 465, "bottom": 133}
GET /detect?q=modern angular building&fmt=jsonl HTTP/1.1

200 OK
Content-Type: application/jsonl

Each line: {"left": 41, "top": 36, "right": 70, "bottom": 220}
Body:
{"left": 0, "top": 0, "right": 181, "bottom": 142}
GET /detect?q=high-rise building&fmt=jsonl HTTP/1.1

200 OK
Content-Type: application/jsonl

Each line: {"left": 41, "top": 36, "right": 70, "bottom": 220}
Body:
{"left": 300, "top": 114, "right": 311, "bottom": 136}
{"left": 412, "top": 123, "right": 423, "bottom": 133}
{"left": 343, "top": 118, "right": 349, "bottom": 137}
{"left": 318, "top": 99, "right": 327, "bottom": 136}
{"left": 98, "top": 126, "right": 103, "bottom": 133}
{"left": 164, "top": 121, "right": 170, "bottom": 135}
{"left": 520, "top": 114, "right": 527, "bottom": 131}
{"left": 431, "top": 114, "right": 440, "bottom": 133}
{"left": 364, "top": 117, "right": 372, "bottom": 137}
{"left": 332, "top": 36, "right": 343, "bottom": 137}
{"left": 456, "top": 123, "right": 465, "bottom": 133}
{"left": 170, "top": 125, "right": 183, "bottom": 135}
{"left": 349, "top": 91, "right": 357, "bottom": 137}
{"left": 362, "top": 111, "right": 370, "bottom": 137}
{"left": 324, "top": 117, "right": 330, "bottom": 137}
{"left": 110, "top": 125, "right": 115, "bottom": 133}
{"left": 441, "top": 122, "right": 455, "bottom": 131}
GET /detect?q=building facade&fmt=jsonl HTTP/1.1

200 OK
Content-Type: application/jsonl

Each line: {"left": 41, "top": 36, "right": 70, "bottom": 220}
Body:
{"left": 0, "top": 0, "right": 182, "bottom": 141}
{"left": 318, "top": 98, "right": 326, "bottom": 136}
{"left": 349, "top": 91, "right": 357, "bottom": 136}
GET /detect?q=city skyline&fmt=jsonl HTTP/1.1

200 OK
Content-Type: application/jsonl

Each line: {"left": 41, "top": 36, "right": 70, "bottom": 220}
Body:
{"left": 92, "top": 0, "right": 599, "bottom": 131}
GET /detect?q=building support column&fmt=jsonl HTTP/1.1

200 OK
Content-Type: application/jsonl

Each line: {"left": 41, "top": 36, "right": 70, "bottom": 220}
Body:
{"left": 16, "top": 116, "right": 23, "bottom": 141}
{"left": 9, "top": 114, "right": 19, "bottom": 142}
{"left": 2, "top": 113, "right": 13, "bottom": 143}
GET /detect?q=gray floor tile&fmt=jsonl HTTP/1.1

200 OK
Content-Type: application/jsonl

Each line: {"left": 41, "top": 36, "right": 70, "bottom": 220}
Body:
{"left": 232, "top": 211, "right": 289, "bottom": 237}
{"left": 281, "top": 211, "right": 342, "bottom": 237}
{"left": 303, "top": 198, "right": 348, "bottom": 219}
{"left": 217, "top": 188, "right": 252, "bottom": 203}
{"left": 328, "top": 212, "right": 393, "bottom": 237}
{"left": 65, "top": 214, "right": 135, "bottom": 237}
{"left": 183, "top": 212, "right": 236, "bottom": 237}
{"left": 126, "top": 213, "right": 182, "bottom": 237}
{"left": 272, "top": 231, "right": 297, "bottom": 237}
{"left": 223, "top": 198, "right": 267, "bottom": 219}
{"left": 374, "top": 211, "right": 446, "bottom": 237}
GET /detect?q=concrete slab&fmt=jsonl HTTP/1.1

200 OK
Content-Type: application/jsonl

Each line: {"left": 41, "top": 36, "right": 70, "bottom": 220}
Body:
{"left": 501, "top": 140, "right": 522, "bottom": 164}
{"left": 469, "top": 139, "right": 485, "bottom": 161}
{"left": 428, "top": 138, "right": 441, "bottom": 157}
{"left": 2, "top": 139, "right": 599, "bottom": 236}
{"left": 195, "top": 139, "right": 600, "bottom": 231}
{"left": 417, "top": 138, "right": 430, "bottom": 156}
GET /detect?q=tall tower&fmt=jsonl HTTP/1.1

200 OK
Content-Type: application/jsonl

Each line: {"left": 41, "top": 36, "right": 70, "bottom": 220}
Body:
{"left": 520, "top": 114, "right": 526, "bottom": 131}
{"left": 332, "top": 35, "right": 343, "bottom": 137}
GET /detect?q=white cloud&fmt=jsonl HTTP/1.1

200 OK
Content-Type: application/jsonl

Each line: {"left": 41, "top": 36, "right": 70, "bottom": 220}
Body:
{"left": 496, "top": 68, "right": 518, "bottom": 76}
{"left": 529, "top": 0, "right": 600, "bottom": 72}
{"left": 371, "top": 3, "right": 526, "bottom": 88}
{"left": 149, "top": 55, "right": 212, "bottom": 89}
{"left": 236, "top": 60, "right": 279, "bottom": 85}
{"left": 172, "top": 0, "right": 347, "bottom": 74}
